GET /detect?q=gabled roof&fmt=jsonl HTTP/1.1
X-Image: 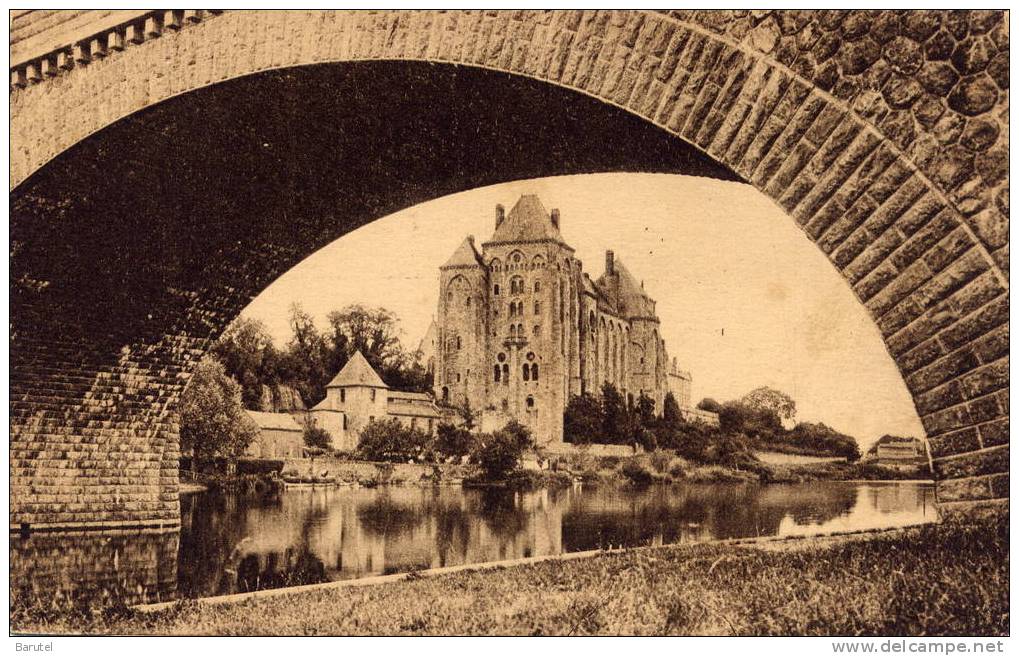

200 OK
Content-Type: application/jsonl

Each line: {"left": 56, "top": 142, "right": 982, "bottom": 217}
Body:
{"left": 326, "top": 350, "right": 388, "bottom": 389}
{"left": 245, "top": 410, "right": 302, "bottom": 432}
{"left": 487, "top": 195, "right": 564, "bottom": 244}
{"left": 442, "top": 236, "right": 484, "bottom": 268}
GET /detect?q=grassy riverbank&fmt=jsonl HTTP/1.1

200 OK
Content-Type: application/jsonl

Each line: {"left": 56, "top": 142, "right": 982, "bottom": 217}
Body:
{"left": 13, "top": 507, "right": 1006, "bottom": 636}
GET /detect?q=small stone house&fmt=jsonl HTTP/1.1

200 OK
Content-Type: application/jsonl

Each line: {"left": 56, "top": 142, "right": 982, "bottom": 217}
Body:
{"left": 310, "top": 350, "right": 441, "bottom": 452}
{"left": 244, "top": 410, "right": 305, "bottom": 459}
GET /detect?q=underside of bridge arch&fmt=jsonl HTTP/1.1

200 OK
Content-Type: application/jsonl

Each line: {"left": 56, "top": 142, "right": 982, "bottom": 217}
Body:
{"left": 11, "top": 61, "right": 735, "bottom": 528}
{"left": 10, "top": 10, "right": 1009, "bottom": 530}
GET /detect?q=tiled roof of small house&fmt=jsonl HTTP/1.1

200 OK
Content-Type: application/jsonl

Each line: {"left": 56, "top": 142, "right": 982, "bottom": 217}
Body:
{"left": 325, "top": 350, "right": 388, "bottom": 389}
{"left": 389, "top": 390, "right": 433, "bottom": 401}
{"left": 487, "top": 195, "right": 564, "bottom": 244}
{"left": 387, "top": 402, "right": 441, "bottom": 419}
{"left": 245, "top": 410, "right": 302, "bottom": 432}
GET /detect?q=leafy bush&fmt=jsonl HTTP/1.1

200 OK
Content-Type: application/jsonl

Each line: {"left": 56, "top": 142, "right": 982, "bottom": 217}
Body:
{"left": 619, "top": 458, "right": 655, "bottom": 486}
{"left": 435, "top": 422, "right": 475, "bottom": 460}
{"left": 357, "top": 418, "right": 431, "bottom": 462}
{"left": 236, "top": 459, "right": 285, "bottom": 475}
{"left": 473, "top": 422, "right": 533, "bottom": 480}
{"left": 303, "top": 421, "right": 332, "bottom": 449}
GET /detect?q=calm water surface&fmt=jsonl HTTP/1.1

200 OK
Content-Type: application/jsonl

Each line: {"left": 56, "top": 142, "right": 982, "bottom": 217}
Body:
{"left": 177, "top": 481, "right": 936, "bottom": 599}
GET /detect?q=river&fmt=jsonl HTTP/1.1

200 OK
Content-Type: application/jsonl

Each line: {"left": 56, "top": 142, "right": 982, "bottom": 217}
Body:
{"left": 10, "top": 481, "right": 936, "bottom": 606}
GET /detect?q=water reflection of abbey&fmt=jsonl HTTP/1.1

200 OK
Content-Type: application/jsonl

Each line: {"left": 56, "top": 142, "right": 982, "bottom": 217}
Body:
{"left": 10, "top": 483, "right": 936, "bottom": 604}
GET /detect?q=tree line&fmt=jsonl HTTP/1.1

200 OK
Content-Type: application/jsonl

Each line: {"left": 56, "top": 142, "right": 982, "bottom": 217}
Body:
{"left": 211, "top": 303, "right": 431, "bottom": 411}
{"left": 564, "top": 384, "right": 861, "bottom": 464}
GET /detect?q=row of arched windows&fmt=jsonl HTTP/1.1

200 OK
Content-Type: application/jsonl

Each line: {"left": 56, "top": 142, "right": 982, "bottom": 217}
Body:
{"left": 493, "top": 363, "right": 539, "bottom": 382}
{"left": 507, "top": 301, "right": 541, "bottom": 316}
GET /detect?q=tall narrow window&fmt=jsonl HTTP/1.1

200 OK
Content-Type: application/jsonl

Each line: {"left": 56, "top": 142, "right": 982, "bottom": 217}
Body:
{"left": 371, "top": 389, "right": 376, "bottom": 402}
{"left": 466, "top": 296, "right": 471, "bottom": 307}
{"left": 534, "top": 281, "right": 541, "bottom": 293}
{"left": 494, "top": 284, "right": 500, "bottom": 296}
{"left": 534, "top": 301, "right": 540, "bottom": 315}
{"left": 340, "top": 389, "right": 346, "bottom": 403}
{"left": 523, "top": 364, "right": 530, "bottom": 381}
{"left": 342, "top": 414, "right": 348, "bottom": 430}
{"left": 502, "top": 364, "right": 509, "bottom": 382}
{"left": 456, "top": 336, "right": 462, "bottom": 350}
{"left": 442, "top": 387, "right": 449, "bottom": 403}
{"left": 526, "top": 396, "right": 535, "bottom": 409}
{"left": 531, "top": 363, "right": 539, "bottom": 381}
{"left": 494, "top": 365, "right": 501, "bottom": 382}
{"left": 533, "top": 324, "right": 540, "bottom": 336}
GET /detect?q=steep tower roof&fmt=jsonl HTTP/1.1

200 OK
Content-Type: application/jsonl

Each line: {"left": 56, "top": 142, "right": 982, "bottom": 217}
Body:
{"left": 326, "top": 350, "right": 388, "bottom": 388}
{"left": 597, "top": 256, "right": 657, "bottom": 318}
{"left": 441, "top": 236, "right": 484, "bottom": 268}
{"left": 487, "top": 194, "right": 565, "bottom": 244}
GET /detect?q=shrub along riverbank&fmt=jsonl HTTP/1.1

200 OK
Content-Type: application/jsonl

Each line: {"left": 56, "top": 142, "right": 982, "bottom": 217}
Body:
{"left": 13, "top": 507, "right": 1006, "bottom": 636}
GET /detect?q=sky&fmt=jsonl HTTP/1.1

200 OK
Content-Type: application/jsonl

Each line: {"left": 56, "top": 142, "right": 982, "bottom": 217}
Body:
{"left": 242, "top": 173, "right": 924, "bottom": 450}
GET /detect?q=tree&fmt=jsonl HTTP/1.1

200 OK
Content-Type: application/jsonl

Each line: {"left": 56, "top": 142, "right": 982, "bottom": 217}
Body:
{"left": 741, "top": 386, "right": 797, "bottom": 421}
{"left": 457, "top": 398, "right": 478, "bottom": 430}
{"left": 284, "top": 303, "right": 330, "bottom": 407}
{"left": 474, "top": 422, "right": 532, "bottom": 480}
{"left": 211, "top": 316, "right": 283, "bottom": 410}
{"left": 634, "top": 393, "right": 656, "bottom": 430}
{"left": 435, "top": 422, "right": 475, "bottom": 460}
{"left": 696, "top": 397, "right": 722, "bottom": 413}
{"left": 179, "top": 358, "right": 258, "bottom": 468}
{"left": 789, "top": 422, "right": 862, "bottom": 461}
{"left": 719, "top": 400, "right": 783, "bottom": 442}
{"left": 600, "top": 382, "right": 626, "bottom": 444}
{"left": 357, "top": 418, "right": 431, "bottom": 462}
{"left": 303, "top": 419, "right": 332, "bottom": 449}
{"left": 563, "top": 393, "right": 603, "bottom": 444}
{"left": 662, "top": 392, "right": 682, "bottom": 428}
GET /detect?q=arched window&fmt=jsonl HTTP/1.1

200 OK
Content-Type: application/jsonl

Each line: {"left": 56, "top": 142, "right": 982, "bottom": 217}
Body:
{"left": 517, "top": 323, "right": 524, "bottom": 336}
{"left": 526, "top": 396, "right": 535, "bottom": 409}
{"left": 511, "top": 276, "right": 524, "bottom": 294}
{"left": 523, "top": 364, "right": 530, "bottom": 381}
{"left": 494, "top": 365, "right": 501, "bottom": 382}
{"left": 512, "top": 252, "right": 522, "bottom": 263}
{"left": 501, "top": 398, "right": 509, "bottom": 411}
{"left": 441, "top": 387, "right": 449, "bottom": 403}
{"left": 534, "top": 300, "right": 540, "bottom": 315}
{"left": 456, "top": 372, "right": 461, "bottom": 382}
{"left": 494, "top": 284, "right": 500, "bottom": 296}
{"left": 533, "top": 324, "right": 540, "bottom": 336}
{"left": 531, "top": 363, "right": 539, "bottom": 381}
{"left": 447, "top": 291, "right": 453, "bottom": 303}
{"left": 466, "top": 296, "right": 471, "bottom": 307}
{"left": 509, "top": 324, "right": 517, "bottom": 338}
{"left": 456, "top": 336, "right": 462, "bottom": 350}
{"left": 502, "top": 363, "right": 509, "bottom": 382}
{"left": 534, "top": 281, "right": 541, "bottom": 293}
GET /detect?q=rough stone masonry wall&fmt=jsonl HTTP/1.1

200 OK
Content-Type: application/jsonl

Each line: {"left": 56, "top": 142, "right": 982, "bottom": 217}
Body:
{"left": 9, "top": 10, "right": 1008, "bottom": 526}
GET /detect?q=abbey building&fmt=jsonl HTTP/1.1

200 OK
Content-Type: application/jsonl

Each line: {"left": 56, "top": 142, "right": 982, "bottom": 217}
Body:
{"left": 433, "top": 194, "right": 693, "bottom": 446}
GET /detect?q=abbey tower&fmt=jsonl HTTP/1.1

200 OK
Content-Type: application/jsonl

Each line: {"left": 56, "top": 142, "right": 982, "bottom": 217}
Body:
{"left": 434, "top": 195, "right": 675, "bottom": 446}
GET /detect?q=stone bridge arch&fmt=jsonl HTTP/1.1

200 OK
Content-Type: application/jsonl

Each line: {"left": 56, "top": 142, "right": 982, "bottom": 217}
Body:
{"left": 10, "top": 10, "right": 1008, "bottom": 529}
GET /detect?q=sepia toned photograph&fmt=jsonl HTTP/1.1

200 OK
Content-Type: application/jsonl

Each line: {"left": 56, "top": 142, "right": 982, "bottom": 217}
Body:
{"left": 8, "top": 8, "right": 1009, "bottom": 640}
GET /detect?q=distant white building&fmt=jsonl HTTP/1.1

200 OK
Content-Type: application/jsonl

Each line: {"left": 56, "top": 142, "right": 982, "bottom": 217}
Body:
{"left": 309, "top": 350, "right": 441, "bottom": 452}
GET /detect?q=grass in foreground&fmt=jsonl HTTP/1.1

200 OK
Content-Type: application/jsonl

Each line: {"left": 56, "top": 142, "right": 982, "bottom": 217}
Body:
{"left": 12, "top": 509, "right": 1006, "bottom": 636}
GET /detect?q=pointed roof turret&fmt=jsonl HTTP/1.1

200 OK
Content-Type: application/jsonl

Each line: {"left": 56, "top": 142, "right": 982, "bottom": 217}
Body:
{"left": 597, "top": 256, "right": 657, "bottom": 318}
{"left": 326, "top": 350, "right": 388, "bottom": 388}
{"left": 441, "top": 235, "right": 484, "bottom": 269}
{"left": 486, "top": 195, "right": 565, "bottom": 244}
